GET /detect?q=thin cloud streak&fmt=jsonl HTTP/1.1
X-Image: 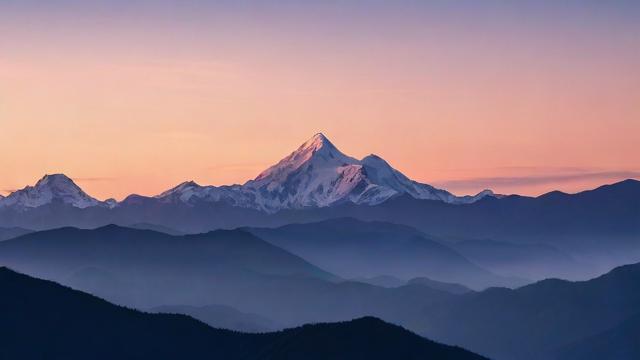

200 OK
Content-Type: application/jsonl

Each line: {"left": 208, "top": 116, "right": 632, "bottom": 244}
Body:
{"left": 434, "top": 171, "right": 640, "bottom": 190}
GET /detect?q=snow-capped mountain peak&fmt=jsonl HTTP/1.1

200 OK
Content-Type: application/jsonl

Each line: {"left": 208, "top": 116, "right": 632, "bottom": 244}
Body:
{"left": 0, "top": 174, "right": 101, "bottom": 209}
{"left": 151, "top": 133, "right": 495, "bottom": 212}
{"left": 156, "top": 180, "right": 207, "bottom": 203}
{"left": 252, "top": 133, "right": 357, "bottom": 185}
{"left": 1, "top": 134, "right": 495, "bottom": 213}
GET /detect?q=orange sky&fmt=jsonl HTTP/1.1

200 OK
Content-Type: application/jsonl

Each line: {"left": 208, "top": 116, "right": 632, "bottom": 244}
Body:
{"left": 1, "top": 1, "right": 639, "bottom": 200}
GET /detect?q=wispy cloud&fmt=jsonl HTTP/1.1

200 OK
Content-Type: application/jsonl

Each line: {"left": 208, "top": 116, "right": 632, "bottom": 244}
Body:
{"left": 433, "top": 170, "right": 640, "bottom": 190}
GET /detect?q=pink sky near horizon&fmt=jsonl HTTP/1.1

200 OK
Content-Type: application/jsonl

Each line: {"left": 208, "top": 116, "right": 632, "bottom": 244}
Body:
{"left": 1, "top": 1, "right": 638, "bottom": 200}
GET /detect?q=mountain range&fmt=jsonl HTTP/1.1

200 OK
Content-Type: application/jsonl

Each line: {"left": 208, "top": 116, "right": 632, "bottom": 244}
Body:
{"left": 1, "top": 133, "right": 637, "bottom": 359}
{"left": 0, "top": 133, "right": 492, "bottom": 213}
{"left": 0, "top": 156, "right": 637, "bottom": 282}
{"left": 0, "top": 266, "right": 488, "bottom": 360}
{"left": 2, "top": 225, "right": 639, "bottom": 360}
{"left": 413, "top": 262, "right": 640, "bottom": 360}
{"left": 245, "top": 218, "right": 520, "bottom": 289}
{"left": 0, "top": 225, "right": 466, "bottom": 326}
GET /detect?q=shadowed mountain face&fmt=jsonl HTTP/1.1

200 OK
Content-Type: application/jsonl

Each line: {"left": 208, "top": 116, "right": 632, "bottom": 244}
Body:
{"left": 0, "top": 227, "right": 32, "bottom": 241}
{"left": 2, "top": 225, "right": 639, "bottom": 359}
{"left": 245, "top": 218, "right": 519, "bottom": 289}
{"left": 351, "top": 275, "right": 407, "bottom": 288}
{"left": 556, "top": 313, "right": 640, "bottom": 360}
{"left": 150, "top": 304, "right": 279, "bottom": 333}
{"left": 0, "top": 225, "right": 460, "bottom": 327}
{"left": 0, "top": 225, "right": 336, "bottom": 282}
{"left": 0, "top": 225, "right": 337, "bottom": 309}
{"left": 406, "top": 277, "right": 472, "bottom": 295}
{"left": 413, "top": 262, "right": 640, "bottom": 360}
{"left": 0, "top": 267, "right": 488, "bottom": 360}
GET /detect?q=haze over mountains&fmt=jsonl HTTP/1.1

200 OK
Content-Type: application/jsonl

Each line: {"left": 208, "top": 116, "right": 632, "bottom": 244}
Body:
{"left": 245, "top": 218, "right": 521, "bottom": 289}
{"left": 0, "top": 267, "right": 488, "bottom": 360}
{"left": 2, "top": 225, "right": 639, "bottom": 360}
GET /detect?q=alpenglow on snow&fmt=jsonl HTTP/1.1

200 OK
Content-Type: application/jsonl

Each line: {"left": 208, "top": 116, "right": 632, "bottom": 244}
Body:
{"left": 0, "top": 134, "right": 493, "bottom": 212}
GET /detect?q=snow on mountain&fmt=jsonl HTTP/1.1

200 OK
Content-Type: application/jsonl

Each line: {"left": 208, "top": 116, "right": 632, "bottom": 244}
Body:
{"left": 156, "top": 133, "right": 494, "bottom": 212}
{"left": 0, "top": 174, "right": 102, "bottom": 209}
{"left": 242, "top": 134, "right": 368, "bottom": 210}
{"left": 1, "top": 134, "right": 494, "bottom": 212}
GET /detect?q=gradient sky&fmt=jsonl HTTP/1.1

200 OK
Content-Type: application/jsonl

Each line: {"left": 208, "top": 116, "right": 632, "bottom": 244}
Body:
{"left": 1, "top": 0, "right": 639, "bottom": 200}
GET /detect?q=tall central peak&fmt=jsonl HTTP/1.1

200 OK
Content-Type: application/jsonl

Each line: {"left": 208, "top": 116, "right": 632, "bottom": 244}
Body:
{"left": 251, "top": 133, "right": 357, "bottom": 183}
{"left": 299, "top": 133, "right": 334, "bottom": 152}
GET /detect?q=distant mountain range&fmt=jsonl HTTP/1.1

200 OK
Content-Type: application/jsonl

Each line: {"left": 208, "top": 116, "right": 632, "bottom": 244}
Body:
{"left": 0, "top": 133, "right": 492, "bottom": 213}
{"left": 245, "top": 218, "right": 520, "bottom": 289}
{"left": 0, "top": 180, "right": 637, "bottom": 281}
{"left": 0, "top": 135, "right": 635, "bottom": 244}
{"left": 0, "top": 225, "right": 464, "bottom": 327}
{"left": 0, "top": 267, "right": 488, "bottom": 360}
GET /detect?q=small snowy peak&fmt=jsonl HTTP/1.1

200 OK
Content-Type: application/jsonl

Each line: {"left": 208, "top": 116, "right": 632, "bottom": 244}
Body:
{"left": 0, "top": 174, "right": 101, "bottom": 209}
{"left": 156, "top": 180, "right": 208, "bottom": 203}
{"left": 469, "top": 189, "right": 495, "bottom": 201}
{"left": 476, "top": 189, "right": 494, "bottom": 197}
{"left": 157, "top": 180, "right": 203, "bottom": 197}
{"left": 104, "top": 198, "right": 119, "bottom": 209}
{"left": 361, "top": 154, "right": 414, "bottom": 190}
{"left": 444, "top": 189, "right": 495, "bottom": 204}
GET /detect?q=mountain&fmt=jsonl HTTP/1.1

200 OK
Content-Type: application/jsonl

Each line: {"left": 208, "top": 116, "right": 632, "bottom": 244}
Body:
{"left": 0, "top": 267, "right": 488, "bottom": 360}
{"left": 154, "top": 133, "right": 493, "bottom": 212}
{"left": 126, "top": 222, "right": 184, "bottom": 235}
{"left": 556, "top": 312, "right": 640, "bottom": 360}
{"left": 450, "top": 238, "right": 590, "bottom": 281}
{"left": 0, "top": 226, "right": 32, "bottom": 241}
{"left": 264, "top": 178, "right": 640, "bottom": 276}
{"left": 0, "top": 174, "right": 106, "bottom": 210}
{"left": 151, "top": 304, "right": 279, "bottom": 333}
{"left": 245, "top": 218, "right": 519, "bottom": 289}
{"left": 0, "top": 176, "right": 636, "bottom": 279}
{"left": 0, "top": 225, "right": 338, "bottom": 309}
{"left": 351, "top": 275, "right": 407, "bottom": 288}
{"left": 0, "top": 134, "right": 492, "bottom": 215}
{"left": 251, "top": 316, "right": 488, "bottom": 360}
{"left": 414, "top": 262, "right": 640, "bottom": 360}
{"left": 0, "top": 225, "right": 464, "bottom": 328}
{"left": 407, "top": 277, "right": 472, "bottom": 295}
